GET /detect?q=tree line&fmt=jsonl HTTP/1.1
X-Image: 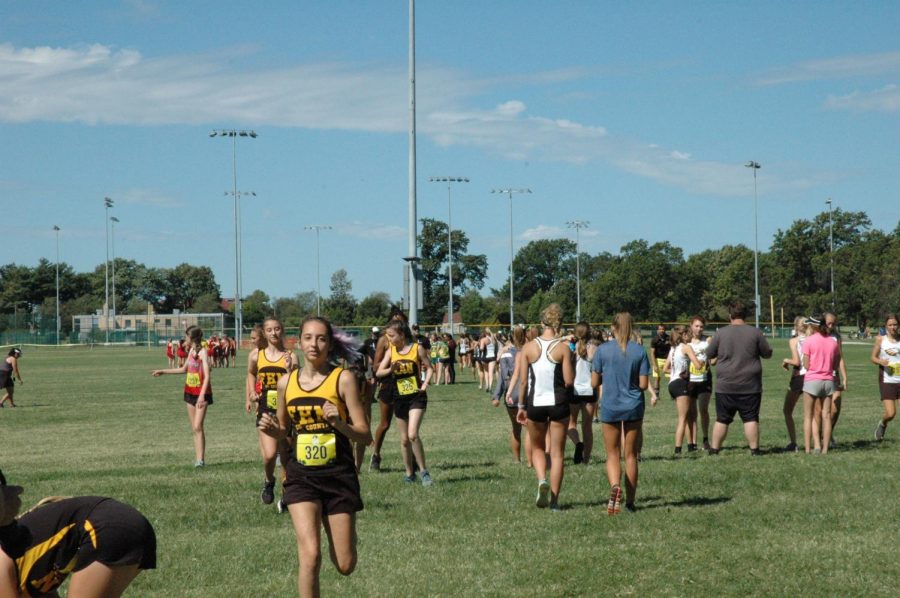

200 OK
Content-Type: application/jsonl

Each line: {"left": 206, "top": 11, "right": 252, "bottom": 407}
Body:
{"left": 3, "top": 209, "right": 897, "bottom": 333}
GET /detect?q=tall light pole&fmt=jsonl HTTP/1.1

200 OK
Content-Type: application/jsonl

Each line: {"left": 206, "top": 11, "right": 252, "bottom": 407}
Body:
{"left": 429, "top": 177, "right": 468, "bottom": 333}
{"left": 744, "top": 161, "right": 761, "bottom": 327}
{"left": 491, "top": 188, "right": 532, "bottom": 327}
{"left": 567, "top": 220, "right": 589, "bottom": 322}
{"left": 826, "top": 198, "right": 835, "bottom": 309}
{"left": 210, "top": 128, "right": 257, "bottom": 347}
{"left": 53, "top": 225, "right": 60, "bottom": 345}
{"left": 304, "top": 225, "right": 332, "bottom": 316}
{"left": 110, "top": 216, "right": 119, "bottom": 334}
{"left": 407, "top": 0, "right": 419, "bottom": 326}
{"left": 104, "top": 197, "right": 113, "bottom": 343}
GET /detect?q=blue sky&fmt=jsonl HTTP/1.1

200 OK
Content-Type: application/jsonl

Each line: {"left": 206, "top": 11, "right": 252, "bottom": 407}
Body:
{"left": 3, "top": 1, "right": 900, "bottom": 303}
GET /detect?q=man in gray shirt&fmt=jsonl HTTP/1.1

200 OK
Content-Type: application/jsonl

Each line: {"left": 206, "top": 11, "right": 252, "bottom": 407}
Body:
{"left": 706, "top": 300, "right": 773, "bottom": 455}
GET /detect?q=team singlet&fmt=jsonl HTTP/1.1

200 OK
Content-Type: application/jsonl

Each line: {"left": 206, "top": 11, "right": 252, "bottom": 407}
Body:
{"left": 256, "top": 349, "right": 289, "bottom": 412}
{"left": 284, "top": 367, "right": 353, "bottom": 473}
{"left": 183, "top": 349, "right": 210, "bottom": 396}
{"left": 880, "top": 335, "right": 900, "bottom": 383}
{"left": 390, "top": 343, "right": 423, "bottom": 397}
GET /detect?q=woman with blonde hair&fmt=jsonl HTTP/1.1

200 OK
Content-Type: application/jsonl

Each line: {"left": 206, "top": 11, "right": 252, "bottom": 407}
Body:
{"left": 568, "top": 322, "right": 598, "bottom": 464}
{"left": 516, "top": 304, "right": 574, "bottom": 510}
{"left": 665, "top": 325, "right": 693, "bottom": 454}
{"left": 480, "top": 328, "right": 499, "bottom": 393}
{"left": 592, "top": 312, "right": 651, "bottom": 514}
{"left": 781, "top": 316, "right": 809, "bottom": 451}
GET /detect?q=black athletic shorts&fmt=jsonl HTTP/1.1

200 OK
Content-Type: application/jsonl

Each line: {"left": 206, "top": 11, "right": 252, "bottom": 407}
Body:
{"left": 77, "top": 499, "right": 157, "bottom": 571}
{"left": 789, "top": 374, "right": 804, "bottom": 393}
{"left": 394, "top": 394, "right": 427, "bottom": 419}
{"left": 283, "top": 469, "right": 363, "bottom": 515}
{"left": 687, "top": 380, "right": 711, "bottom": 399}
{"left": 255, "top": 406, "right": 277, "bottom": 426}
{"left": 183, "top": 392, "right": 213, "bottom": 406}
{"left": 377, "top": 380, "right": 396, "bottom": 406}
{"left": 668, "top": 378, "right": 689, "bottom": 400}
{"left": 715, "top": 392, "right": 761, "bottom": 424}
{"left": 526, "top": 402, "right": 569, "bottom": 423}
{"left": 570, "top": 390, "right": 598, "bottom": 405}
{"left": 880, "top": 381, "right": 900, "bottom": 401}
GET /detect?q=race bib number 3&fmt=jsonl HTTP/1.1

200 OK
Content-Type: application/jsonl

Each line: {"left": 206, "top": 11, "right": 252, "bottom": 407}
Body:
{"left": 396, "top": 375, "right": 419, "bottom": 396}
{"left": 296, "top": 434, "right": 337, "bottom": 466}
{"left": 266, "top": 390, "right": 278, "bottom": 410}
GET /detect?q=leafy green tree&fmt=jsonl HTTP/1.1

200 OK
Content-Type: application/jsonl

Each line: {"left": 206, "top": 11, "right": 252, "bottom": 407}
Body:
{"left": 273, "top": 292, "right": 318, "bottom": 326}
{"left": 356, "top": 292, "right": 393, "bottom": 326}
{"left": 418, "top": 218, "right": 488, "bottom": 325}
{"left": 241, "top": 290, "right": 272, "bottom": 325}
{"left": 323, "top": 269, "right": 357, "bottom": 325}
{"left": 459, "top": 289, "right": 494, "bottom": 327}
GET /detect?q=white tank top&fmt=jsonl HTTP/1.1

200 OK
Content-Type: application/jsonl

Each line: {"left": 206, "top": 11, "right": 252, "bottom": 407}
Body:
{"left": 879, "top": 335, "right": 900, "bottom": 383}
{"left": 688, "top": 337, "right": 709, "bottom": 382}
{"left": 669, "top": 345, "right": 689, "bottom": 380}
{"left": 574, "top": 353, "right": 592, "bottom": 396}
{"left": 528, "top": 337, "right": 560, "bottom": 407}
{"left": 484, "top": 339, "right": 496, "bottom": 360}
{"left": 796, "top": 335, "right": 807, "bottom": 376}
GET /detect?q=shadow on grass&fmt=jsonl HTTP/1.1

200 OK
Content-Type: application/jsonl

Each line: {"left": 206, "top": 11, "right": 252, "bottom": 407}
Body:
{"left": 371, "top": 460, "right": 498, "bottom": 474}
{"left": 557, "top": 499, "right": 608, "bottom": 510}
{"left": 638, "top": 495, "right": 732, "bottom": 509}
{"left": 435, "top": 473, "right": 502, "bottom": 484}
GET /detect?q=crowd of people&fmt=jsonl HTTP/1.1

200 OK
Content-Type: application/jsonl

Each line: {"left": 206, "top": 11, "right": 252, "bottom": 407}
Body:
{"left": 3, "top": 305, "right": 898, "bottom": 596}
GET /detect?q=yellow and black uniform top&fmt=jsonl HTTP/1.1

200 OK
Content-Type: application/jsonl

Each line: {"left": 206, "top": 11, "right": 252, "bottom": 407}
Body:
{"left": 390, "top": 343, "right": 426, "bottom": 399}
{"left": 256, "top": 348, "right": 290, "bottom": 415}
{"left": 284, "top": 366, "right": 354, "bottom": 476}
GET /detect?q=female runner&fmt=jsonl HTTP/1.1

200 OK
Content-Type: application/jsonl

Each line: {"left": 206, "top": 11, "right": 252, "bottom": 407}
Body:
{"left": 375, "top": 319, "right": 434, "bottom": 485}
{"left": 592, "top": 312, "right": 651, "bottom": 514}
{"left": 1, "top": 473, "right": 156, "bottom": 598}
{"left": 494, "top": 327, "right": 528, "bottom": 463}
{"left": 872, "top": 313, "right": 900, "bottom": 441}
{"left": 480, "top": 328, "right": 499, "bottom": 393}
{"left": 665, "top": 325, "right": 693, "bottom": 454}
{"left": 369, "top": 308, "right": 408, "bottom": 472}
{"left": 258, "top": 316, "right": 371, "bottom": 598}
{"left": 781, "top": 317, "right": 808, "bottom": 451}
{"left": 685, "top": 316, "right": 713, "bottom": 450}
{"left": 152, "top": 325, "right": 212, "bottom": 466}
{"left": 516, "top": 304, "right": 573, "bottom": 511}
{"left": 569, "top": 322, "right": 598, "bottom": 464}
{"left": 0, "top": 349, "right": 23, "bottom": 408}
{"left": 801, "top": 315, "right": 841, "bottom": 454}
{"left": 247, "top": 317, "right": 295, "bottom": 507}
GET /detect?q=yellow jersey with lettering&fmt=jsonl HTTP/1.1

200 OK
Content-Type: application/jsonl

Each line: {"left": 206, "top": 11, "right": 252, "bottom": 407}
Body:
{"left": 256, "top": 348, "right": 289, "bottom": 414}
{"left": 390, "top": 343, "right": 425, "bottom": 399}
{"left": 284, "top": 367, "right": 353, "bottom": 475}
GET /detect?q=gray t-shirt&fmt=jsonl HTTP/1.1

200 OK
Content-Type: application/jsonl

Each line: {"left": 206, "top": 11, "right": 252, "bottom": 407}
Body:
{"left": 706, "top": 324, "right": 773, "bottom": 394}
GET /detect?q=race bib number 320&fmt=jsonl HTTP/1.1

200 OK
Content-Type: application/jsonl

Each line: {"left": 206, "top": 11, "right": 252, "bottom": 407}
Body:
{"left": 296, "top": 433, "right": 337, "bottom": 466}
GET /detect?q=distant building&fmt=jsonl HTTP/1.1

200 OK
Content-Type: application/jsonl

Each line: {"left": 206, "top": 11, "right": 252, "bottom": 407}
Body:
{"left": 72, "top": 304, "right": 230, "bottom": 342}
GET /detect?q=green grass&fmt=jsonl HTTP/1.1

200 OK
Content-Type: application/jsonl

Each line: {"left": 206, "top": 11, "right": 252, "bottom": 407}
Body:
{"left": 2, "top": 341, "right": 898, "bottom": 596}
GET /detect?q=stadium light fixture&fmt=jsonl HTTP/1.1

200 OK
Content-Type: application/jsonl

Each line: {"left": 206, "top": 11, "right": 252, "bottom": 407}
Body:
{"left": 491, "top": 188, "right": 532, "bottom": 327}
{"left": 429, "top": 177, "right": 469, "bottom": 334}
{"left": 567, "top": 220, "right": 590, "bottom": 322}
{"left": 745, "top": 161, "right": 761, "bottom": 327}
{"left": 304, "top": 225, "right": 333, "bottom": 316}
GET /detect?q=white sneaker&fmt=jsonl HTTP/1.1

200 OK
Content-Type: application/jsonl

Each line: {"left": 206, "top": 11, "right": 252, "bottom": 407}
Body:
{"left": 875, "top": 422, "right": 886, "bottom": 441}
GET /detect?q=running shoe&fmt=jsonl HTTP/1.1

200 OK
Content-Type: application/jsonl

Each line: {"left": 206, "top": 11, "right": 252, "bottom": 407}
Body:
{"left": 549, "top": 502, "right": 561, "bottom": 513}
{"left": 785, "top": 442, "right": 798, "bottom": 452}
{"left": 687, "top": 444, "right": 697, "bottom": 453}
{"left": 403, "top": 474, "right": 417, "bottom": 484}
{"left": 420, "top": 471, "right": 433, "bottom": 487}
{"left": 829, "top": 437, "right": 836, "bottom": 449}
{"left": 624, "top": 503, "right": 637, "bottom": 514}
{"left": 750, "top": 448, "right": 763, "bottom": 456}
{"left": 593, "top": 416, "right": 601, "bottom": 424}
{"left": 261, "top": 480, "right": 275, "bottom": 505}
{"left": 194, "top": 460, "right": 205, "bottom": 468}
{"left": 535, "top": 479, "right": 551, "bottom": 508}
{"left": 574, "top": 442, "right": 584, "bottom": 464}
{"left": 607, "top": 485, "right": 622, "bottom": 515}
{"left": 369, "top": 453, "right": 381, "bottom": 472}
{"left": 702, "top": 440, "right": 711, "bottom": 451}
{"left": 277, "top": 499, "right": 287, "bottom": 514}
{"left": 875, "top": 422, "right": 886, "bottom": 441}
{"left": 674, "top": 446, "right": 683, "bottom": 455}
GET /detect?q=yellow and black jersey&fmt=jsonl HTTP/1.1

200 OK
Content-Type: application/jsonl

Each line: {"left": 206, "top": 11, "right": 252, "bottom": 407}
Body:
{"left": 390, "top": 343, "right": 425, "bottom": 399}
{"left": 256, "top": 348, "right": 290, "bottom": 414}
{"left": 13, "top": 497, "right": 156, "bottom": 597}
{"left": 284, "top": 367, "right": 354, "bottom": 476}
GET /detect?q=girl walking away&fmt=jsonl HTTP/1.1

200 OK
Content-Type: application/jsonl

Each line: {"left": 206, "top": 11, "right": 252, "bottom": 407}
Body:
{"left": 494, "top": 327, "right": 528, "bottom": 464}
{"left": 517, "top": 304, "right": 574, "bottom": 511}
{"left": 257, "top": 317, "right": 371, "bottom": 598}
{"left": 0, "top": 475, "right": 157, "bottom": 598}
{"left": 801, "top": 315, "right": 841, "bottom": 454}
{"left": 781, "top": 317, "right": 808, "bottom": 451}
{"left": 480, "top": 328, "right": 499, "bottom": 393}
{"left": 569, "top": 322, "right": 598, "bottom": 464}
{"left": 0, "top": 349, "right": 23, "bottom": 408}
{"left": 152, "top": 325, "right": 213, "bottom": 467}
{"left": 247, "top": 317, "right": 295, "bottom": 508}
{"left": 592, "top": 312, "right": 651, "bottom": 514}
{"left": 375, "top": 319, "right": 434, "bottom": 485}
{"left": 872, "top": 314, "right": 900, "bottom": 441}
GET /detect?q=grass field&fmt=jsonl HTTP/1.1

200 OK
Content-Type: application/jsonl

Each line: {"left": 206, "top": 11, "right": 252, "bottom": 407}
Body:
{"left": 1, "top": 340, "right": 898, "bottom": 596}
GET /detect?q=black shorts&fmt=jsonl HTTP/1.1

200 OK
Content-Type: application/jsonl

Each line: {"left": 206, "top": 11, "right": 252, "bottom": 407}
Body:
{"left": 283, "top": 468, "right": 364, "bottom": 515}
{"left": 715, "top": 393, "right": 761, "bottom": 424}
{"left": 77, "top": 499, "right": 157, "bottom": 571}
{"left": 377, "top": 381, "right": 396, "bottom": 406}
{"left": 394, "top": 394, "right": 427, "bottom": 419}
{"left": 880, "top": 381, "right": 900, "bottom": 401}
{"left": 183, "top": 392, "right": 213, "bottom": 406}
{"left": 569, "top": 391, "right": 597, "bottom": 405}
{"left": 668, "top": 378, "right": 689, "bottom": 399}
{"left": 255, "top": 406, "right": 276, "bottom": 426}
{"left": 526, "top": 402, "right": 569, "bottom": 423}
{"left": 687, "top": 380, "right": 711, "bottom": 399}
{"left": 789, "top": 374, "right": 804, "bottom": 393}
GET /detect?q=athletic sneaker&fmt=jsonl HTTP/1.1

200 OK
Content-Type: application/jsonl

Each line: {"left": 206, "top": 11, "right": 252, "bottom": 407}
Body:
{"left": 574, "top": 442, "right": 584, "bottom": 464}
{"left": 194, "top": 460, "right": 205, "bottom": 468}
{"left": 674, "top": 446, "right": 683, "bottom": 455}
{"left": 593, "top": 415, "right": 601, "bottom": 424}
{"left": 607, "top": 485, "right": 622, "bottom": 515}
{"left": 277, "top": 499, "right": 287, "bottom": 514}
{"left": 875, "top": 422, "right": 886, "bottom": 441}
{"left": 624, "top": 503, "right": 637, "bottom": 513}
{"left": 829, "top": 437, "right": 836, "bottom": 449}
{"left": 549, "top": 502, "right": 561, "bottom": 512}
{"left": 420, "top": 471, "right": 433, "bottom": 487}
{"left": 535, "top": 479, "right": 551, "bottom": 508}
{"left": 785, "top": 442, "right": 798, "bottom": 452}
{"left": 369, "top": 453, "right": 381, "bottom": 472}
{"left": 261, "top": 480, "right": 275, "bottom": 505}
{"left": 750, "top": 448, "right": 763, "bottom": 456}
{"left": 687, "top": 444, "right": 697, "bottom": 453}
{"left": 403, "top": 474, "right": 417, "bottom": 484}
{"left": 702, "top": 440, "right": 711, "bottom": 451}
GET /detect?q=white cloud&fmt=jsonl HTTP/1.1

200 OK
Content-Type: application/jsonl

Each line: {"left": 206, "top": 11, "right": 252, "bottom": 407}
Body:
{"left": 825, "top": 84, "right": 900, "bottom": 112}
{"left": 118, "top": 188, "right": 182, "bottom": 208}
{"left": 755, "top": 51, "right": 900, "bottom": 85}
{"left": 520, "top": 224, "right": 563, "bottom": 241}
{"left": 338, "top": 221, "right": 406, "bottom": 241}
